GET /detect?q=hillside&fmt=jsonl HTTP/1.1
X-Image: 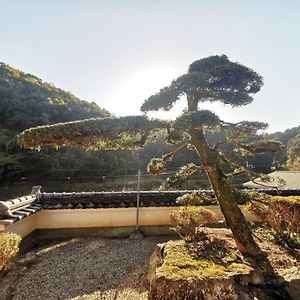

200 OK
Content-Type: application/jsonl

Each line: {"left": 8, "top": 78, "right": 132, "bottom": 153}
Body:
{"left": 0, "top": 63, "right": 110, "bottom": 181}
{"left": 269, "top": 126, "right": 300, "bottom": 170}
{"left": 0, "top": 62, "right": 110, "bottom": 131}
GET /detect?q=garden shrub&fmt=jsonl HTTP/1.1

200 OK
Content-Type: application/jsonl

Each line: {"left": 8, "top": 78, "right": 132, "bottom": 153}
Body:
{"left": 0, "top": 232, "right": 21, "bottom": 271}
{"left": 170, "top": 206, "right": 217, "bottom": 242}
{"left": 267, "top": 196, "right": 300, "bottom": 235}
{"left": 247, "top": 194, "right": 300, "bottom": 238}
{"left": 176, "top": 191, "right": 215, "bottom": 206}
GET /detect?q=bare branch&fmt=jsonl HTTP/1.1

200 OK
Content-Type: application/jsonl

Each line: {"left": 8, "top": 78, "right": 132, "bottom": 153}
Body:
{"left": 160, "top": 163, "right": 204, "bottom": 190}
{"left": 218, "top": 152, "right": 241, "bottom": 169}
{"left": 237, "top": 140, "right": 283, "bottom": 154}
{"left": 147, "top": 140, "right": 190, "bottom": 175}
{"left": 169, "top": 140, "right": 190, "bottom": 156}
{"left": 212, "top": 140, "right": 228, "bottom": 150}
{"left": 225, "top": 170, "right": 247, "bottom": 177}
{"left": 245, "top": 169, "right": 285, "bottom": 195}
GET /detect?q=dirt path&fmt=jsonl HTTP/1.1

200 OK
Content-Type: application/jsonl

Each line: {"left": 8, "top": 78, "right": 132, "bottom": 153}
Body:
{"left": 3, "top": 236, "right": 171, "bottom": 300}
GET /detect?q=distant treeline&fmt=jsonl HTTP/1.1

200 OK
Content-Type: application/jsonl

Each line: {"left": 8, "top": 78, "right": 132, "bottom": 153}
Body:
{"left": 0, "top": 62, "right": 299, "bottom": 184}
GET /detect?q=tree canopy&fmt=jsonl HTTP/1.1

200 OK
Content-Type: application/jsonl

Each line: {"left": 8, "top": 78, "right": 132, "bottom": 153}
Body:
{"left": 19, "top": 116, "right": 165, "bottom": 150}
{"left": 141, "top": 55, "right": 263, "bottom": 112}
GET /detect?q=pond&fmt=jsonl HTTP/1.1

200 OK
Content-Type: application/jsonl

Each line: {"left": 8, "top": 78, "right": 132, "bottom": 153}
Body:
{"left": 0, "top": 175, "right": 214, "bottom": 201}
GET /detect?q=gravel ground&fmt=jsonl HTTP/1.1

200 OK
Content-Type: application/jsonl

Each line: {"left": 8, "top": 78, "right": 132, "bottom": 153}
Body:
{"left": 4, "top": 230, "right": 299, "bottom": 300}
{"left": 8, "top": 236, "right": 171, "bottom": 300}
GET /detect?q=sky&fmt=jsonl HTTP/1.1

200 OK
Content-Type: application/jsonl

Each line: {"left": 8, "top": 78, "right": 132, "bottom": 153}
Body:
{"left": 0, "top": 0, "right": 299, "bottom": 133}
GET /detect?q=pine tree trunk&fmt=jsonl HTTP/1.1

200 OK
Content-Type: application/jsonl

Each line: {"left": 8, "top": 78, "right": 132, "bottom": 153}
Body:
{"left": 189, "top": 129, "right": 262, "bottom": 257}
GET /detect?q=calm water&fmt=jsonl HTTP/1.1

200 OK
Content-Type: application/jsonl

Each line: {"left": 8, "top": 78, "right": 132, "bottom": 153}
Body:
{"left": 0, "top": 173, "right": 247, "bottom": 201}
{"left": 0, "top": 175, "right": 214, "bottom": 201}
{"left": 0, "top": 179, "right": 140, "bottom": 201}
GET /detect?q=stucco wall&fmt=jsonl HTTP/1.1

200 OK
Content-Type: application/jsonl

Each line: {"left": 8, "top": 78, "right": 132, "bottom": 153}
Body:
{"left": 1, "top": 206, "right": 258, "bottom": 239}
{"left": 3, "top": 214, "right": 37, "bottom": 238}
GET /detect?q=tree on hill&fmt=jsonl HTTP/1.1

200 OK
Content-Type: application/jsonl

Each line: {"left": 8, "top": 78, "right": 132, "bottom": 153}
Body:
{"left": 18, "top": 55, "right": 283, "bottom": 257}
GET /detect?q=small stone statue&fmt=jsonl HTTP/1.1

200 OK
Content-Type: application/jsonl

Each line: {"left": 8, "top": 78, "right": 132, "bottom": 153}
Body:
{"left": 31, "top": 186, "right": 42, "bottom": 200}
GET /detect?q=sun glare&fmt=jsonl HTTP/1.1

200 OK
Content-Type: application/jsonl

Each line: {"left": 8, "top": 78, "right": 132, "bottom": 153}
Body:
{"left": 107, "top": 66, "right": 181, "bottom": 117}
{"left": 105, "top": 66, "right": 263, "bottom": 124}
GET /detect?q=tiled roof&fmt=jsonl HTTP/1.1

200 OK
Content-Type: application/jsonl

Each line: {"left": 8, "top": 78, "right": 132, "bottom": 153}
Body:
{"left": 0, "top": 194, "right": 42, "bottom": 225}
{"left": 243, "top": 171, "right": 300, "bottom": 189}
{"left": 1, "top": 188, "right": 300, "bottom": 225}
{"left": 40, "top": 190, "right": 216, "bottom": 209}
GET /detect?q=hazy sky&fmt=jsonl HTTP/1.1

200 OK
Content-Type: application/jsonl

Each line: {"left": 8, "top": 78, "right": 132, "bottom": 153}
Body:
{"left": 1, "top": 0, "right": 299, "bottom": 133}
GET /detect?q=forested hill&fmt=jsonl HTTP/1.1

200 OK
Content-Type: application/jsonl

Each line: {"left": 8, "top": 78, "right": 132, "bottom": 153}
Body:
{"left": 245, "top": 126, "right": 300, "bottom": 173}
{"left": 268, "top": 126, "right": 300, "bottom": 170}
{"left": 269, "top": 126, "right": 300, "bottom": 145}
{"left": 0, "top": 62, "right": 110, "bottom": 131}
{"left": 0, "top": 63, "right": 110, "bottom": 181}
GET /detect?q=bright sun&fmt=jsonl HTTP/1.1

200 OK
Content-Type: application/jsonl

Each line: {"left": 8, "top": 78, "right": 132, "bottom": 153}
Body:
{"left": 107, "top": 66, "right": 183, "bottom": 118}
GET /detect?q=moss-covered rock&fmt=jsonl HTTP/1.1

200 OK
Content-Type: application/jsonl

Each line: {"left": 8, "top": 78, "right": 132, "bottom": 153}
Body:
{"left": 148, "top": 238, "right": 271, "bottom": 300}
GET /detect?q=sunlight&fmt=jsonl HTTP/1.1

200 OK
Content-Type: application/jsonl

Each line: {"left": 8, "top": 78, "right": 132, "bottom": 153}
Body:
{"left": 107, "top": 66, "right": 180, "bottom": 116}
{"left": 106, "top": 67, "right": 259, "bottom": 123}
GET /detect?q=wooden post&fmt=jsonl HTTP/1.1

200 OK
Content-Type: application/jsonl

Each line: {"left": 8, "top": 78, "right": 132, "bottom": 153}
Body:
{"left": 135, "top": 169, "right": 141, "bottom": 231}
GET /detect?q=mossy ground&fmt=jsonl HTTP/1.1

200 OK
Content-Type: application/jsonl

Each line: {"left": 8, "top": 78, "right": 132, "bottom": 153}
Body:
{"left": 157, "top": 233, "right": 254, "bottom": 280}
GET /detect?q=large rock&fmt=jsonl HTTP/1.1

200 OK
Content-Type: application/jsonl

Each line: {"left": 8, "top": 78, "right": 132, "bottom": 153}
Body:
{"left": 149, "top": 274, "right": 269, "bottom": 300}
{"left": 148, "top": 241, "right": 274, "bottom": 300}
